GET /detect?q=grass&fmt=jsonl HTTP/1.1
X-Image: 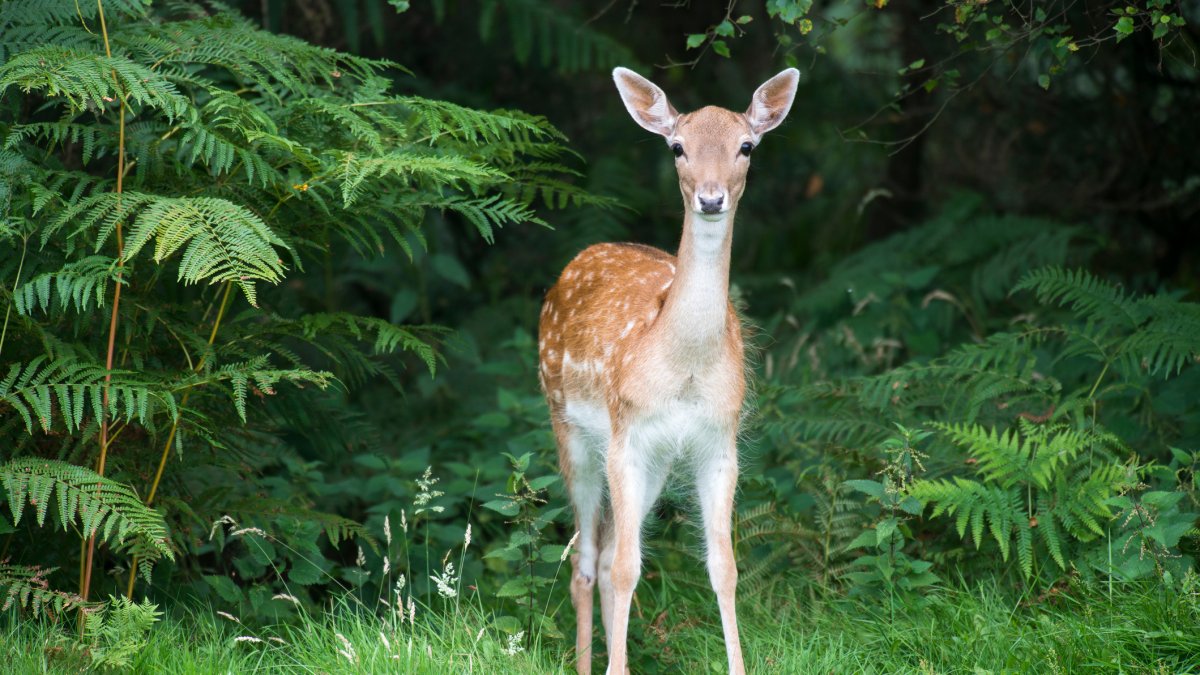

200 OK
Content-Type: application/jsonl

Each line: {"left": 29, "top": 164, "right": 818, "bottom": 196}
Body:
{"left": 4, "top": 575, "right": 1198, "bottom": 673}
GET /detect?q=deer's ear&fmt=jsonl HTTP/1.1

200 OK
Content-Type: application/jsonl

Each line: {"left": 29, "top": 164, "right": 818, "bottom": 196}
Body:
{"left": 745, "top": 68, "right": 799, "bottom": 137}
{"left": 613, "top": 67, "right": 678, "bottom": 138}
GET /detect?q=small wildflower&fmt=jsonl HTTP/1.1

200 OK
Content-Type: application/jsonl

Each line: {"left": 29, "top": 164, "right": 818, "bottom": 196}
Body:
{"left": 269, "top": 637, "right": 287, "bottom": 645}
{"left": 430, "top": 561, "right": 458, "bottom": 599}
{"left": 384, "top": 515, "right": 392, "bottom": 546}
{"left": 234, "top": 636, "right": 264, "bottom": 644}
{"left": 382, "top": 555, "right": 391, "bottom": 576}
{"left": 379, "top": 631, "right": 392, "bottom": 652}
{"left": 217, "top": 611, "right": 240, "bottom": 623}
{"left": 464, "top": 523, "right": 472, "bottom": 549}
{"left": 475, "top": 626, "right": 486, "bottom": 643}
{"left": 414, "top": 467, "right": 445, "bottom": 514}
{"left": 502, "top": 631, "right": 526, "bottom": 656}
{"left": 401, "top": 509, "right": 408, "bottom": 533}
{"left": 230, "top": 526, "right": 268, "bottom": 538}
{"left": 408, "top": 596, "right": 416, "bottom": 625}
{"left": 798, "top": 18, "right": 814, "bottom": 35}
{"left": 356, "top": 546, "right": 366, "bottom": 567}
{"left": 272, "top": 593, "right": 300, "bottom": 604}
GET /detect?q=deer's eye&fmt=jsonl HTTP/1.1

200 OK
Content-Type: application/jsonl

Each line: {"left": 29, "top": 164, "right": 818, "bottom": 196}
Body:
{"left": 740, "top": 142, "right": 754, "bottom": 156}
{"left": 671, "top": 143, "right": 684, "bottom": 157}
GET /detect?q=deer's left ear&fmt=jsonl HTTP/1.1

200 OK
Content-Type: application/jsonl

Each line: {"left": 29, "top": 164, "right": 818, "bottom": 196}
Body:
{"left": 745, "top": 68, "right": 799, "bottom": 137}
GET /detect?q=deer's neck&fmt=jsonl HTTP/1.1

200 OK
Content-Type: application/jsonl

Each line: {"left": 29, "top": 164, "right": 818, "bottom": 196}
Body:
{"left": 656, "top": 208, "right": 735, "bottom": 359}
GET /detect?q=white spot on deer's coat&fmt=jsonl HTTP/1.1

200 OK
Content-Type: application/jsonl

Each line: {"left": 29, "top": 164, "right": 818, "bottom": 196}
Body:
{"left": 620, "top": 321, "right": 636, "bottom": 338}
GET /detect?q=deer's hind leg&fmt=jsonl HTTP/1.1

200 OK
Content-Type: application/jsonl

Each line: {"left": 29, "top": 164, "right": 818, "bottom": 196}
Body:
{"left": 556, "top": 417, "right": 605, "bottom": 675}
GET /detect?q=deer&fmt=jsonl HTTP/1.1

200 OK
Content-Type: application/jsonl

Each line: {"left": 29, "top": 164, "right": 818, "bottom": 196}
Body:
{"left": 537, "top": 66, "right": 798, "bottom": 674}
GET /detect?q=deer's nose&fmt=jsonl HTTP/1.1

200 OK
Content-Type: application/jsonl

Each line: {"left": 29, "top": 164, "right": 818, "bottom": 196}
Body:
{"left": 698, "top": 194, "right": 724, "bottom": 214}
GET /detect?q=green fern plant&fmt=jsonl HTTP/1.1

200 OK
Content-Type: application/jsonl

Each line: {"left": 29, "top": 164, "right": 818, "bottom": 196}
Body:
{"left": 0, "top": 0, "right": 603, "bottom": 614}
{"left": 764, "top": 220, "right": 1200, "bottom": 588}
{"left": 81, "top": 595, "right": 162, "bottom": 670}
{"left": 910, "top": 421, "right": 1134, "bottom": 577}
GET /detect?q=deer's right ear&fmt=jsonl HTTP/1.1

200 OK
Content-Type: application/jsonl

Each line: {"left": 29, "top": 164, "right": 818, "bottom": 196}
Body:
{"left": 613, "top": 67, "right": 678, "bottom": 138}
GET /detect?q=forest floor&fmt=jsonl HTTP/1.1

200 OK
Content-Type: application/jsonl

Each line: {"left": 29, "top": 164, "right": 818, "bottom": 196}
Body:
{"left": 5, "top": 578, "right": 1198, "bottom": 673}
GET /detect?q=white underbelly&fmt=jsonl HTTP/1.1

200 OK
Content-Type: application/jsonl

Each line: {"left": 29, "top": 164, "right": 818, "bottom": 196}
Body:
{"left": 563, "top": 397, "right": 728, "bottom": 468}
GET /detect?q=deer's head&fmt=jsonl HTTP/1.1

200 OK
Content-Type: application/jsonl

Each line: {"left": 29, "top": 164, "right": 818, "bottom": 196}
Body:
{"left": 613, "top": 67, "right": 798, "bottom": 221}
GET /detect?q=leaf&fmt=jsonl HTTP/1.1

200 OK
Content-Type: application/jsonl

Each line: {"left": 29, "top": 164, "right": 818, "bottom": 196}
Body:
{"left": 844, "top": 479, "right": 885, "bottom": 499}
{"left": 539, "top": 544, "right": 567, "bottom": 562}
{"left": 846, "top": 529, "right": 877, "bottom": 551}
{"left": 493, "top": 615, "right": 522, "bottom": 633}
{"left": 202, "top": 575, "right": 243, "bottom": 604}
{"left": 1114, "top": 16, "right": 1135, "bottom": 40}
{"left": 875, "top": 518, "right": 898, "bottom": 547}
{"left": 496, "top": 578, "right": 529, "bottom": 597}
{"left": 711, "top": 40, "right": 731, "bottom": 58}
{"left": 430, "top": 253, "right": 470, "bottom": 288}
{"left": 482, "top": 499, "right": 519, "bottom": 517}
{"left": 527, "top": 475, "right": 559, "bottom": 491}
{"left": 1038, "top": 74, "right": 1051, "bottom": 90}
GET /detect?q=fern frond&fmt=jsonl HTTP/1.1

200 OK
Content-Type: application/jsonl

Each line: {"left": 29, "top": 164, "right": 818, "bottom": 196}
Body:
{"left": 0, "top": 356, "right": 174, "bottom": 433}
{"left": 54, "top": 192, "right": 288, "bottom": 305}
{"left": 0, "top": 46, "right": 189, "bottom": 120}
{"left": 1014, "top": 267, "right": 1137, "bottom": 329}
{"left": 294, "top": 314, "right": 448, "bottom": 376}
{"left": 201, "top": 356, "right": 335, "bottom": 422}
{"left": 479, "top": 0, "right": 638, "bottom": 74}
{"left": 333, "top": 151, "right": 507, "bottom": 207}
{"left": 1120, "top": 296, "right": 1200, "bottom": 377}
{"left": 13, "top": 255, "right": 120, "bottom": 315}
{"left": 0, "top": 564, "right": 89, "bottom": 615}
{"left": 0, "top": 459, "right": 173, "bottom": 576}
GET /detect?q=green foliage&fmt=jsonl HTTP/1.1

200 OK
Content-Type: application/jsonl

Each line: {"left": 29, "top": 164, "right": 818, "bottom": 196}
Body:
{"left": 911, "top": 421, "right": 1133, "bottom": 577}
{"left": 0, "top": 357, "right": 173, "bottom": 433}
{"left": 1, "top": 0, "right": 1197, "bottom": 668}
{"left": 0, "top": 0, "right": 593, "bottom": 622}
{"left": 481, "top": 452, "right": 566, "bottom": 642}
{"left": 760, "top": 201, "right": 1199, "bottom": 592}
{"left": 82, "top": 595, "right": 162, "bottom": 670}
{"left": 842, "top": 425, "right": 938, "bottom": 598}
{"left": 0, "top": 459, "right": 172, "bottom": 576}
{"left": 476, "top": 0, "right": 639, "bottom": 74}
{"left": 0, "top": 564, "right": 87, "bottom": 616}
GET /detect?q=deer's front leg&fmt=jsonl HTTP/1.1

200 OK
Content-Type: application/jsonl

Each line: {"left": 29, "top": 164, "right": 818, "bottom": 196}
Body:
{"left": 697, "top": 436, "right": 745, "bottom": 675}
{"left": 604, "top": 432, "right": 645, "bottom": 675}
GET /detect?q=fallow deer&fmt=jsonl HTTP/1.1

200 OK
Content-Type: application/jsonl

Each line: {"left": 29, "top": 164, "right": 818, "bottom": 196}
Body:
{"left": 538, "top": 66, "right": 799, "bottom": 674}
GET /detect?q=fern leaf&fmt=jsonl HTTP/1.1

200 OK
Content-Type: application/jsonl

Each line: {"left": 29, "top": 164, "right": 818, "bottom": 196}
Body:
{"left": 0, "top": 357, "right": 174, "bottom": 433}
{"left": 1014, "top": 267, "right": 1137, "bottom": 329}
{"left": 0, "top": 564, "right": 89, "bottom": 616}
{"left": 0, "top": 459, "right": 173, "bottom": 574}
{"left": 0, "top": 46, "right": 189, "bottom": 120}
